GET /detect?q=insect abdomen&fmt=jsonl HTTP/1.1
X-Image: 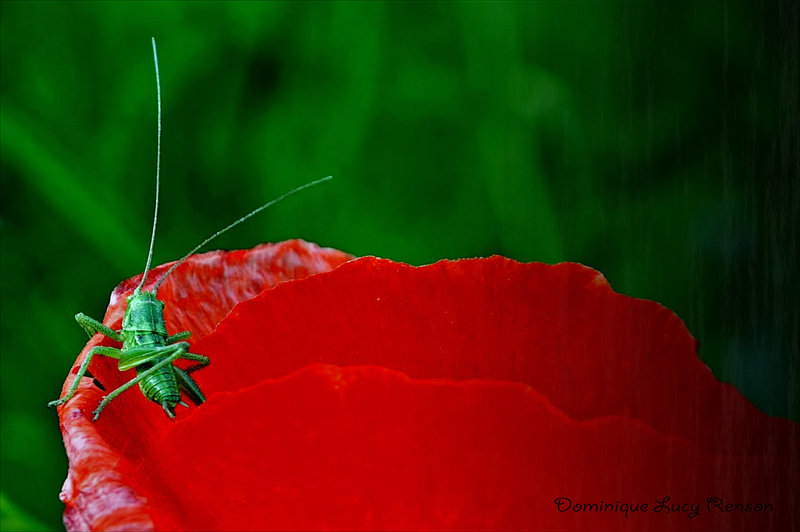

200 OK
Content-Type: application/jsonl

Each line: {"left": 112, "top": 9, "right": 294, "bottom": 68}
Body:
{"left": 138, "top": 360, "right": 180, "bottom": 408}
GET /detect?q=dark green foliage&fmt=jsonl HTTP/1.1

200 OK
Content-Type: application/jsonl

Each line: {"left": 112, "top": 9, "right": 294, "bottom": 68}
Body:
{"left": 1, "top": 2, "right": 797, "bottom": 530}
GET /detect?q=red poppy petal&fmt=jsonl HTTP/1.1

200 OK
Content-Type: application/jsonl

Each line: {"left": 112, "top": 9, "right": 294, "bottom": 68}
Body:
{"left": 195, "top": 256, "right": 798, "bottom": 459}
{"left": 58, "top": 377, "right": 156, "bottom": 532}
{"left": 54, "top": 245, "right": 798, "bottom": 531}
{"left": 127, "top": 364, "right": 796, "bottom": 531}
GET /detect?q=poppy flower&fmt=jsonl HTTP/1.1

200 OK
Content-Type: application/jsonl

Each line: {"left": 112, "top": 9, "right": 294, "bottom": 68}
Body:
{"left": 52, "top": 239, "right": 798, "bottom": 531}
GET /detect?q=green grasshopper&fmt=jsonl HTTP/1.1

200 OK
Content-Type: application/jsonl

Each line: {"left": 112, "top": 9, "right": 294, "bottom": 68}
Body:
{"left": 48, "top": 38, "right": 332, "bottom": 421}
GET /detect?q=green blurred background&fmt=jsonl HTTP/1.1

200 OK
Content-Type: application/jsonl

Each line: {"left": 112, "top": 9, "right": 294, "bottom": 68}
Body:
{"left": 1, "top": 1, "right": 798, "bottom": 530}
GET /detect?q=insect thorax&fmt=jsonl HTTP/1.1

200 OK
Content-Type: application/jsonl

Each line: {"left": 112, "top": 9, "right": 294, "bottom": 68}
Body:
{"left": 121, "top": 292, "right": 169, "bottom": 342}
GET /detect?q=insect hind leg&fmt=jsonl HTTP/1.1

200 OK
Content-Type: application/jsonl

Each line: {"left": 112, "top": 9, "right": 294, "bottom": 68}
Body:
{"left": 174, "top": 366, "right": 206, "bottom": 404}
{"left": 93, "top": 344, "right": 188, "bottom": 420}
{"left": 118, "top": 344, "right": 207, "bottom": 371}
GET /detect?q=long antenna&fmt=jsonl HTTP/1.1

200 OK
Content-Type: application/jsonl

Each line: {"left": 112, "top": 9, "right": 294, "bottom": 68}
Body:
{"left": 152, "top": 175, "right": 333, "bottom": 293}
{"left": 135, "top": 37, "right": 162, "bottom": 295}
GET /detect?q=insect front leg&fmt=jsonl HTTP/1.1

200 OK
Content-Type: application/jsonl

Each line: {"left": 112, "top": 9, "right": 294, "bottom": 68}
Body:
{"left": 93, "top": 343, "right": 189, "bottom": 420}
{"left": 75, "top": 313, "right": 123, "bottom": 342}
{"left": 48, "top": 345, "right": 122, "bottom": 408}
